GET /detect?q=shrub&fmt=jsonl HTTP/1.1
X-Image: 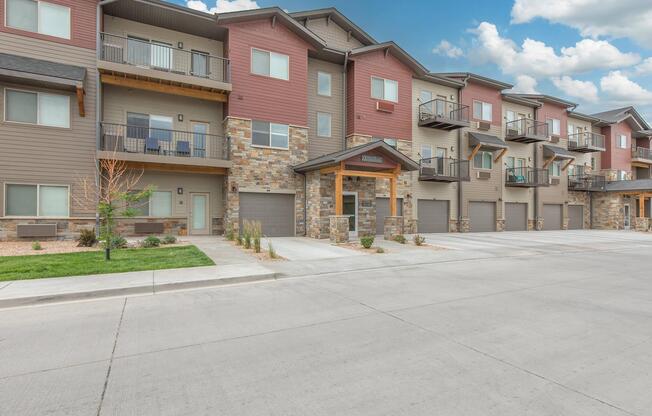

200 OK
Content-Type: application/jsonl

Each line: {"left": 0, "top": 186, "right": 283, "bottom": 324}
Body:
{"left": 236, "top": 235, "right": 243, "bottom": 246}
{"left": 111, "top": 236, "right": 128, "bottom": 249}
{"left": 32, "top": 241, "right": 42, "bottom": 251}
{"left": 413, "top": 234, "right": 426, "bottom": 246}
{"left": 393, "top": 234, "right": 406, "bottom": 244}
{"left": 162, "top": 235, "right": 177, "bottom": 245}
{"left": 268, "top": 241, "right": 278, "bottom": 259}
{"left": 141, "top": 236, "right": 161, "bottom": 248}
{"left": 376, "top": 247, "right": 385, "bottom": 254}
{"left": 77, "top": 228, "right": 97, "bottom": 247}
{"left": 360, "top": 235, "right": 375, "bottom": 249}
{"left": 242, "top": 220, "right": 252, "bottom": 249}
{"left": 252, "top": 221, "right": 262, "bottom": 253}
{"left": 225, "top": 223, "right": 235, "bottom": 241}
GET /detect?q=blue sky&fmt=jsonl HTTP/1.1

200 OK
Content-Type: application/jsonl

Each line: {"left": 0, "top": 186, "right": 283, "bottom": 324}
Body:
{"left": 174, "top": 0, "right": 652, "bottom": 121}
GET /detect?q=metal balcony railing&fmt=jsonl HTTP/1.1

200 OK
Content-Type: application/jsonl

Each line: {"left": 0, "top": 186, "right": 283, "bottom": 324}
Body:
{"left": 418, "top": 99, "right": 469, "bottom": 124}
{"left": 99, "top": 122, "right": 229, "bottom": 160}
{"left": 505, "top": 119, "right": 548, "bottom": 139}
{"left": 568, "top": 174, "right": 606, "bottom": 191}
{"left": 419, "top": 157, "right": 470, "bottom": 181}
{"left": 99, "top": 33, "right": 230, "bottom": 83}
{"left": 567, "top": 132, "right": 606, "bottom": 151}
{"left": 632, "top": 146, "right": 652, "bottom": 161}
{"left": 505, "top": 167, "right": 549, "bottom": 187}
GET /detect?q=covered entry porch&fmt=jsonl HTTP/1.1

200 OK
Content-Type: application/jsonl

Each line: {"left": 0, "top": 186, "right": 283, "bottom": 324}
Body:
{"left": 295, "top": 141, "right": 419, "bottom": 243}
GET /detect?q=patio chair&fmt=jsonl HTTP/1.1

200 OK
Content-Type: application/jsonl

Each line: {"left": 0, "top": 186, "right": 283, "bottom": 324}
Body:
{"left": 145, "top": 137, "right": 160, "bottom": 154}
{"left": 176, "top": 140, "right": 191, "bottom": 157}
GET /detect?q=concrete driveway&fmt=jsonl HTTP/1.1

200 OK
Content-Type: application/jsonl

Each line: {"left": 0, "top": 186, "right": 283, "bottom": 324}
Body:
{"left": 264, "top": 236, "right": 365, "bottom": 261}
{"left": 2, "top": 230, "right": 652, "bottom": 415}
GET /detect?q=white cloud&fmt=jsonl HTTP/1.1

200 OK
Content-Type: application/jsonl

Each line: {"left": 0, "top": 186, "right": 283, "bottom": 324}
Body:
{"left": 600, "top": 71, "right": 652, "bottom": 104}
{"left": 551, "top": 76, "right": 598, "bottom": 102}
{"left": 470, "top": 22, "right": 640, "bottom": 78}
{"left": 634, "top": 58, "right": 652, "bottom": 75}
{"left": 510, "top": 75, "right": 539, "bottom": 94}
{"left": 432, "top": 40, "right": 464, "bottom": 58}
{"left": 186, "top": 0, "right": 259, "bottom": 14}
{"left": 511, "top": 0, "right": 652, "bottom": 47}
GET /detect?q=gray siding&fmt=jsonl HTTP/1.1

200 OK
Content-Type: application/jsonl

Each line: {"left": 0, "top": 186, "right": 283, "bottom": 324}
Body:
{"left": 304, "top": 18, "right": 364, "bottom": 51}
{"left": 307, "top": 58, "right": 344, "bottom": 158}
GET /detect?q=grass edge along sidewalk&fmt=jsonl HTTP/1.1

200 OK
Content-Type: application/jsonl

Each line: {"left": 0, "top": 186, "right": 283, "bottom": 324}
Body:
{"left": 0, "top": 245, "right": 215, "bottom": 281}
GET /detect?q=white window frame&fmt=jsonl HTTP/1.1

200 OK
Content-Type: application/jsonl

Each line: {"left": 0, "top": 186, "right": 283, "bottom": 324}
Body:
{"left": 420, "top": 144, "right": 432, "bottom": 160}
{"left": 251, "top": 47, "right": 289, "bottom": 81}
{"left": 317, "top": 71, "right": 331, "bottom": 97}
{"left": 3, "top": 182, "right": 70, "bottom": 218}
{"left": 149, "top": 190, "right": 172, "bottom": 217}
{"left": 370, "top": 76, "right": 398, "bottom": 102}
{"left": 473, "top": 151, "right": 493, "bottom": 170}
{"left": 549, "top": 160, "right": 562, "bottom": 177}
{"left": 546, "top": 118, "right": 561, "bottom": 136}
{"left": 473, "top": 100, "right": 492, "bottom": 122}
{"left": 617, "top": 134, "right": 627, "bottom": 149}
{"left": 316, "top": 112, "right": 331, "bottom": 138}
{"left": 251, "top": 120, "right": 289, "bottom": 150}
{"left": 5, "top": 0, "right": 71, "bottom": 39}
{"left": 4, "top": 88, "right": 70, "bottom": 128}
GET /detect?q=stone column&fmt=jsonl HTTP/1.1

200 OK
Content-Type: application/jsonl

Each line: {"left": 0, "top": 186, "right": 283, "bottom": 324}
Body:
{"left": 634, "top": 217, "right": 650, "bottom": 232}
{"left": 458, "top": 217, "right": 470, "bottom": 233}
{"left": 496, "top": 218, "right": 506, "bottom": 232}
{"left": 535, "top": 217, "right": 544, "bottom": 231}
{"left": 384, "top": 216, "right": 404, "bottom": 240}
{"left": 329, "top": 215, "right": 350, "bottom": 244}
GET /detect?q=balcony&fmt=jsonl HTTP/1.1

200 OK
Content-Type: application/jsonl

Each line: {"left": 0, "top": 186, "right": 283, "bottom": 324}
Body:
{"left": 419, "top": 157, "right": 470, "bottom": 182}
{"left": 632, "top": 146, "right": 652, "bottom": 165}
{"left": 418, "top": 99, "right": 469, "bottom": 130}
{"left": 505, "top": 167, "right": 549, "bottom": 187}
{"left": 504, "top": 119, "right": 549, "bottom": 143}
{"left": 98, "top": 33, "right": 231, "bottom": 101}
{"left": 568, "top": 174, "right": 606, "bottom": 191}
{"left": 98, "top": 122, "right": 231, "bottom": 173}
{"left": 567, "top": 132, "right": 606, "bottom": 153}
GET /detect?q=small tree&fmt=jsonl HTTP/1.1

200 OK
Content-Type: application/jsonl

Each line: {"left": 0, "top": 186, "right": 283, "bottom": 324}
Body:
{"left": 76, "top": 154, "right": 152, "bottom": 260}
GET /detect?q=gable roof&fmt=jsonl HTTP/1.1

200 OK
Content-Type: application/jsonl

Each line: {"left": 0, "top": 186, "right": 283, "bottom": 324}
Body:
{"left": 508, "top": 94, "right": 577, "bottom": 109}
{"left": 289, "top": 8, "right": 376, "bottom": 47}
{"left": 349, "top": 42, "right": 428, "bottom": 76}
{"left": 434, "top": 72, "right": 513, "bottom": 90}
{"left": 502, "top": 93, "right": 541, "bottom": 108}
{"left": 591, "top": 106, "right": 650, "bottom": 130}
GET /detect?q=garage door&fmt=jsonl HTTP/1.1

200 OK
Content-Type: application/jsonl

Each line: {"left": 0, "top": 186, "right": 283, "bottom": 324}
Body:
{"left": 505, "top": 202, "right": 528, "bottom": 231}
{"left": 417, "top": 200, "right": 449, "bottom": 233}
{"left": 543, "top": 204, "right": 563, "bottom": 230}
{"left": 239, "top": 193, "right": 294, "bottom": 237}
{"left": 376, "top": 198, "right": 403, "bottom": 235}
{"left": 469, "top": 201, "right": 496, "bottom": 232}
{"left": 568, "top": 205, "right": 584, "bottom": 230}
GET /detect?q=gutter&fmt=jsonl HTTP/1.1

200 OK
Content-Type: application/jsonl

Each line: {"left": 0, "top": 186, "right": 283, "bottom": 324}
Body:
{"left": 342, "top": 51, "right": 349, "bottom": 149}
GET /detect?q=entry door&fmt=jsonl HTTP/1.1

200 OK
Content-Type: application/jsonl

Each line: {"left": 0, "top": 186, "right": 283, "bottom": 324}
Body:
{"left": 343, "top": 192, "right": 358, "bottom": 237}
{"left": 191, "top": 122, "right": 209, "bottom": 158}
{"left": 435, "top": 147, "right": 446, "bottom": 174}
{"left": 189, "top": 193, "right": 210, "bottom": 235}
{"left": 624, "top": 205, "right": 631, "bottom": 230}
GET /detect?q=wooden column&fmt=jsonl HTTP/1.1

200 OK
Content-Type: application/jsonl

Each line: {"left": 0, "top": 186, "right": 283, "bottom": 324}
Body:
{"left": 335, "top": 170, "right": 343, "bottom": 215}
{"left": 639, "top": 194, "right": 645, "bottom": 218}
{"left": 389, "top": 165, "right": 401, "bottom": 216}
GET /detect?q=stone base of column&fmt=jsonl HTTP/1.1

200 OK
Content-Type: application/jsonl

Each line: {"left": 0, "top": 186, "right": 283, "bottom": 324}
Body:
{"left": 496, "top": 219, "right": 505, "bottom": 232}
{"left": 329, "top": 215, "right": 350, "bottom": 244}
{"left": 458, "top": 217, "right": 470, "bottom": 233}
{"left": 634, "top": 217, "right": 650, "bottom": 232}
{"left": 535, "top": 217, "right": 544, "bottom": 231}
{"left": 384, "top": 216, "right": 404, "bottom": 240}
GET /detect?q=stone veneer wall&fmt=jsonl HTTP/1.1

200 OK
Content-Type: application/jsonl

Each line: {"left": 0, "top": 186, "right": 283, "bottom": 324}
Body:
{"left": 346, "top": 134, "right": 417, "bottom": 233}
{"left": 224, "top": 117, "right": 308, "bottom": 235}
{"left": 115, "top": 217, "right": 190, "bottom": 236}
{"left": 0, "top": 218, "right": 95, "bottom": 241}
{"left": 591, "top": 193, "right": 635, "bottom": 230}
{"left": 568, "top": 191, "right": 591, "bottom": 229}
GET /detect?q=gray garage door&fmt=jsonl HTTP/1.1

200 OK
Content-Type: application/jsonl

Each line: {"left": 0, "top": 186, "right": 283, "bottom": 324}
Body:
{"left": 543, "top": 204, "right": 563, "bottom": 230}
{"left": 568, "top": 205, "right": 584, "bottom": 230}
{"left": 417, "top": 199, "right": 449, "bottom": 233}
{"left": 505, "top": 202, "right": 528, "bottom": 231}
{"left": 239, "top": 192, "right": 295, "bottom": 237}
{"left": 376, "top": 197, "right": 403, "bottom": 235}
{"left": 469, "top": 201, "right": 496, "bottom": 232}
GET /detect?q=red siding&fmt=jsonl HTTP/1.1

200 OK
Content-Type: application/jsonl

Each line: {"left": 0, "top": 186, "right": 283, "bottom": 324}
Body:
{"left": 537, "top": 102, "right": 568, "bottom": 137}
{"left": 346, "top": 51, "right": 412, "bottom": 141}
{"left": 0, "top": 0, "right": 96, "bottom": 50}
{"left": 224, "top": 19, "right": 312, "bottom": 126}
{"left": 460, "top": 80, "right": 502, "bottom": 126}
{"left": 602, "top": 122, "right": 633, "bottom": 171}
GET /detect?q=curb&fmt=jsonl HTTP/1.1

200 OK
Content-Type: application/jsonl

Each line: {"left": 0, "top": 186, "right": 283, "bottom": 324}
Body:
{"left": 0, "top": 271, "right": 280, "bottom": 309}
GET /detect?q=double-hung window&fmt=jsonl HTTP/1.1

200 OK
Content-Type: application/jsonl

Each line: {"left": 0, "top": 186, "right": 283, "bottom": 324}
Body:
{"left": 419, "top": 90, "right": 433, "bottom": 114}
{"left": 126, "top": 112, "right": 173, "bottom": 141}
{"left": 473, "top": 100, "right": 492, "bottom": 122}
{"left": 5, "top": 89, "right": 69, "bottom": 128}
{"left": 371, "top": 77, "right": 398, "bottom": 102}
{"left": 617, "top": 134, "right": 627, "bottom": 149}
{"left": 473, "top": 151, "right": 493, "bottom": 169}
{"left": 316, "top": 112, "right": 331, "bottom": 137}
{"left": 420, "top": 144, "right": 432, "bottom": 160}
{"left": 317, "top": 71, "right": 331, "bottom": 96}
{"left": 252, "top": 120, "right": 289, "bottom": 149}
{"left": 5, "top": 184, "right": 69, "bottom": 217}
{"left": 129, "top": 190, "right": 172, "bottom": 217}
{"left": 251, "top": 48, "right": 289, "bottom": 80}
{"left": 546, "top": 118, "right": 561, "bottom": 136}
{"left": 548, "top": 161, "right": 561, "bottom": 177}
{"left": 6, "top": 0, "right": 70, "bottom": 39}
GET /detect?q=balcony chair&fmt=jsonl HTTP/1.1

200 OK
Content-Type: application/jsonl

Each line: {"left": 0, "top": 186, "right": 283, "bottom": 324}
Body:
{"left": 176, "top": 140, "right": 191, "bottom": 157}
{"left": 145, "top": 137, "right": 160, "bottom": 154}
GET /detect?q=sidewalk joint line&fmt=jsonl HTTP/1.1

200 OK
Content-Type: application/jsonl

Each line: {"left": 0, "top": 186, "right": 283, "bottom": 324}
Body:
{"left": 96, "top": 297, "right": 127, "bottom": 416}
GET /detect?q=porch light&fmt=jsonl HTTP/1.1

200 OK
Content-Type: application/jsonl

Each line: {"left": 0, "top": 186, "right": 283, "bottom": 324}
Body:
{"left": 178, "top": 114, "right": 184, "bottom": 122}
{"left": 177, "top": 188, "right": 183, "bottom": 195}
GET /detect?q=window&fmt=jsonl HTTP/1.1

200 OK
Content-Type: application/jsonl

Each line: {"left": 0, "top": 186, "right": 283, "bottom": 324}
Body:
{"left": 591, "top": 156, "right": 596, "bottom": 171}
{"left": 252, "top": 120, "right": 289, "bottom": 149}
{"left": 546, "top": 118, "right": 561, "bottom": 136}
{"left": 126, "top": 112, "right": 173, "bottom": 141}
{"left": 5, "top": 89, "right": 69, "bottom": 127}
{"left": 371, "top": 77, "right": 398, "bottom": 102}
{"left": 506, "top": 156, "right": 515, "bottom": 169}
{"left": 548, "top": 161, "right": 561, "bottom": 177}
{"left": 317, "top": 112, "right": 331, "bottom": 137}
{"left": 617, "top": 134, "right": 627, "bottom": 149}
{"left": 617, "top": 170, "right": 628, "bottom": 181}
{"left": 567, "top": 123, "right": 574, "bottom": 137}
{"left": 191, "top": 50, "right": 209, "bottom": 77}
{"left": 6, "top": 0, "right": 70, "bottom": 39}
{"left": 5, "top": 183, "right": 68, "bottom": 217}
{"left": 251, "top": 48, "right": 288, "bottom": 80}
{"left": 317, "top": 72, "right": 331, "bottom": 96}
{"left": 419, "top": 90, "right": 433, "bottom": 113}
{"left": 150, "top": 191, "right": 172, "bottom": 217}
{"left": 473, "top": 100, "right": 492, "bottom": 122}
{"left": 473, "top": 151, "right": 493, "bottom": 169}
{"left": 420, "top": 145, "right": 432, "bottom": 160}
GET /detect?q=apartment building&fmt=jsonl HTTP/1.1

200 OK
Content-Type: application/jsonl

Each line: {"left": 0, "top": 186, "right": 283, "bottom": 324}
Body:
{"left": 1, "top": 0, "right": 651, "bottom": 241}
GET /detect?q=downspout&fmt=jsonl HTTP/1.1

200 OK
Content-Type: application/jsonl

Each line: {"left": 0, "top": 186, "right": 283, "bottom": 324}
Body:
{"left": 342, "top": 51, "right": 349, "bottom": 150}
{"left": 458, "top": 75, "right": 470, "bottom": 230}
{"left": 534, "top": 106, "right": 539, "bottom": 229}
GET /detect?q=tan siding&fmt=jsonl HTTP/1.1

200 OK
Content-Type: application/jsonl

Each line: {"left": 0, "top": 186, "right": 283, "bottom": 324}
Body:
{"left": 462, "top": 125, "right": 503, "bottom": 218}
{"left": 307, "top": 58, "right": 344, "bottom": 158}
{"left": 0, "top": 32, "right": 97, "bottom": 217}
{"left": 567, "top": 116, "right": 593, "bottom": 169}
{"left": 304, "top": 18, "right": 363, "bottom": 51}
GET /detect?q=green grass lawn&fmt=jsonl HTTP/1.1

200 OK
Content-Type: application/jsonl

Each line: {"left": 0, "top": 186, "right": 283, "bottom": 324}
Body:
{"left": 0, "top": 245, "right": 215, "bottom": 281}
